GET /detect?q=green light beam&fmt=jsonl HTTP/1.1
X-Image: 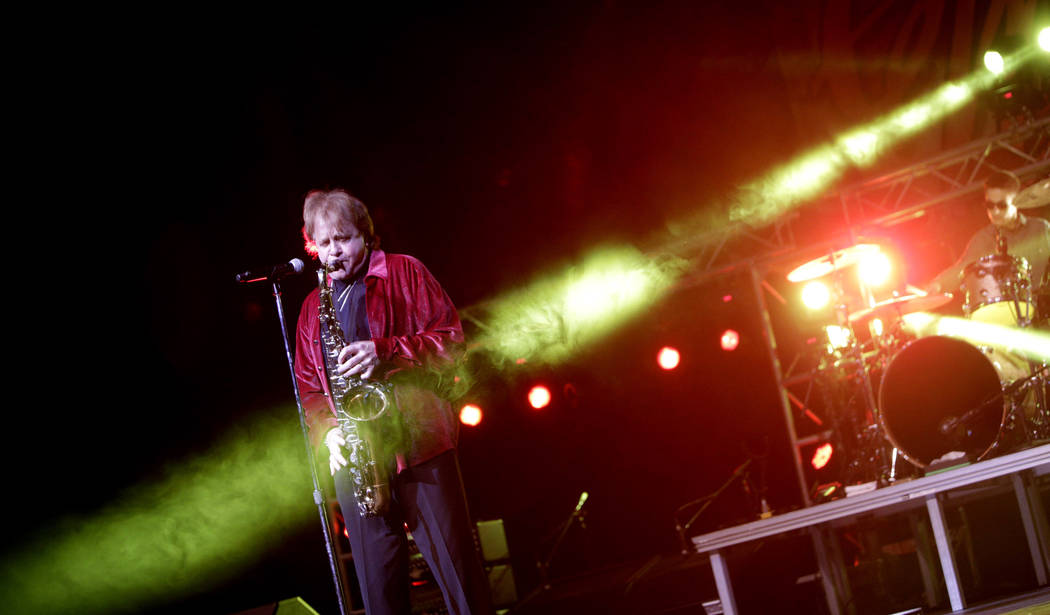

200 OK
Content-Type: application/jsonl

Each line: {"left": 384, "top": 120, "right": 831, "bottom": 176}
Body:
{"left": 0, "top": 411, "right": 317, "bottom": 615}
{"left": 470, "top": 244, "right": 688, "bottom": 367}
{"left": 902, "top": 312, "right": 1050, "bottom": 363}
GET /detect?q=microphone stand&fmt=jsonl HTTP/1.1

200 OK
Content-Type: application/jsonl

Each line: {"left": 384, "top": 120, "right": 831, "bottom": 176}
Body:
{"left": 674, "top": 459, "right": 753, "bottom": 556}
{"left": 939, "top": 375, "right": 1034, "bottom": 454}
{"left": 509, "top": 496, "right": 588, "bottom": 613}
{"left": 267, "top": 278, "right": 352, "bottom": 615}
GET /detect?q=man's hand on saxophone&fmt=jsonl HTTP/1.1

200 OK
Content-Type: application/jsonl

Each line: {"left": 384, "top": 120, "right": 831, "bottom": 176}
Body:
{"left": 337, "top": 340, "right": 379, "bottom": 380}
{"left": 325, "top": 428, "right": 348, "bottom": 476}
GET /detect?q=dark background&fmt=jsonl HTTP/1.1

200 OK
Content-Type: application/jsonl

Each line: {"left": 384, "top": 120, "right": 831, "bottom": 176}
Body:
{"left": 7, "top": 3, "right": 1048, "bottom": 614}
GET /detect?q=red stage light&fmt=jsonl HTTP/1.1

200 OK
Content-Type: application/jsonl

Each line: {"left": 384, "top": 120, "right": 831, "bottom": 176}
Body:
{"left": 720, "top": 329, "right": 740, "bottom": 351}
{"left": 528, "top": 385, "right": 551, "bottom": 409}
{"left": 459, "top": 404, "right": 483, "bottom": 426}
{"left": 657, "top": 346, "right": 680, "bottom": 370}
{"left": 722, "top": 294, "right": 733, "bottom": 303}
{"left": 811, "top": 443, "right": 834, "bottom": 470}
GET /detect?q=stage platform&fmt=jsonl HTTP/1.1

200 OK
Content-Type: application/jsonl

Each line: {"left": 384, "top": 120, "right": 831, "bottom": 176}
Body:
{"left": 689, "top": 444, "right": 1050, "bottom": 615}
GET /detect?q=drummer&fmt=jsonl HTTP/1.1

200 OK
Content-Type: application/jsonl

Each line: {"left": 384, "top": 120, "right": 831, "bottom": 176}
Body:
{"left": 927, "top": 170, "right": 1050, "bottom": 303}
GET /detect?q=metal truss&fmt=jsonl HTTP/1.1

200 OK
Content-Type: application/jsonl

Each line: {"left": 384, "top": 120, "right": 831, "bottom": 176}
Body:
{"left": 685, "top": 216, "right": 798, "bottom": 275}
{"left": 689, "top": 116, "right": 1050, "bottom": 509}
{"left": 680, "top": 117, "right": 1050, "bottom": 280}
{"left": 838, "top": 117, "right": 1050, "bottom": 229}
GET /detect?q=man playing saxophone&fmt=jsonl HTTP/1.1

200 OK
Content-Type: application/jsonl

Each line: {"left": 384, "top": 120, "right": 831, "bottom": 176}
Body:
{"left": 293, "top": 189, "right": 493, "bottom": 615}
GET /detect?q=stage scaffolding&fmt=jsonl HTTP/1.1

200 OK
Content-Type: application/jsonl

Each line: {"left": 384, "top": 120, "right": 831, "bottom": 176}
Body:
{"left": 678, "top": 117, "right": 1050, "bottom": 509}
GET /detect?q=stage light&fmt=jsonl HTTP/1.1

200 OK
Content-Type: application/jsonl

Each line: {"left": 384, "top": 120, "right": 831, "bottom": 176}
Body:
{"left": 984, "top": 50, "right": 1005, "bottom": 75}
{"left": 811, "top": 442, "right": 834, "bottom": 470}
{"left": 1038, "top": 27, "right": 1049, "bottom": 51}
{"left": 801, "top": 281, "right": 831, "bottom": 310}
{"left": 528, "top": 385, "right": 551, "bottom": 409}
{"left": 459, "top": 404, "right": 483, "bottom": 426}
{"left": 657, "top": 346, "right": 680, "bottom": 370}
{"left": 824, "top": 325, "right": 852, "bottom": 350}
{"left": 720, "top": 329, "right": 740, "bottom": 352}
{"left": 857, "top": 251, "right": 891, "bottom": 287}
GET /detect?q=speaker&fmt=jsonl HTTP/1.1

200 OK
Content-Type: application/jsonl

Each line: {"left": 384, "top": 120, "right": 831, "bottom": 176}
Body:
{"left": 476, "top": 519, "right": 518, "bottom": 607}
{"left": 487, "top": 563, "right": 518, "bottom": 607}
{"left": 476, "top": 519, "right": 510, "bottom": 562}
{"left": 230, "top": 596, "right": 320, "bottom": 615}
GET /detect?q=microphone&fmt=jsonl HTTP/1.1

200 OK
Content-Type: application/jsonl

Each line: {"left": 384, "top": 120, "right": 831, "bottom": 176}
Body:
{"left": 574, "top": 491, "right": 589, "bottom": 514}
{"left": 235, "top": 258, "right": 306, "bottom": 284}
{"left": 675, "top": 521, "right": 689, "bottom": 555}
{"left": 730, "top": 458, "right": 752, "bottom": 478}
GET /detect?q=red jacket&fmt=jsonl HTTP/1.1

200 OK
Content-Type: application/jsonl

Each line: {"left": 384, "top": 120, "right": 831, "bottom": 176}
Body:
{"left": 294, "top": 249, "right": 464, "bottom": 472}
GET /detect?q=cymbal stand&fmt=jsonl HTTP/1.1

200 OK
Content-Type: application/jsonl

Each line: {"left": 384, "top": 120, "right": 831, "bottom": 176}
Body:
{"left": 829, "top": 263, "right": 893, "bottom": 485}
{"left": 1009, "top": 362, "right": 1050, "bottom": 445}
{"left": 1011, "top": 283, "right": 1049, "bottom": 444}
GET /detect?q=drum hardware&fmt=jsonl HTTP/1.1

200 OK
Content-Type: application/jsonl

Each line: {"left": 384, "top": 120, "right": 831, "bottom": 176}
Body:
{"left": 936, "top": 374, "right": 1027, "bottom": 449}
{"left": 961, "top": 253, "right": 1034, "bottom": 327}
{"left": 789, "top": 242, "right": 908, "bottom": 487}
{"left": 815, "top": 334, "right": 903, "bottom": 487}
{"left": 1001, "top": 361, "right": 1050, "bottom": 445}
{"left": 942, "top": 364, "right": 1049, "bottom": 459}
{"left": 888, "top": 447, "right": 902, "bottom": 483}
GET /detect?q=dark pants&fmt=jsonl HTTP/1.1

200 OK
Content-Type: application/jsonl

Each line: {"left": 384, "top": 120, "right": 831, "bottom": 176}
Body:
{"left": 334, "top": 450, "right": 494, "bottom": 615}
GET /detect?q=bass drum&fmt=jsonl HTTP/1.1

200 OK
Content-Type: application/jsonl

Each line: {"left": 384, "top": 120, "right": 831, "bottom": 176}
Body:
{"left": 878, "top": 336, "right": 1028, "bottom": 468}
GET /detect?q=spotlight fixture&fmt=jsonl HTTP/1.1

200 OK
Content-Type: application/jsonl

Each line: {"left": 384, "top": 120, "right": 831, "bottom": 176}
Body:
{"left": 983, "top": 50, "right": 1006, "bottom": 75}
{"left": 720, "top": 329, "right": 740, "bottom": 352}
{"left": 459, "top": 404, "right": 483, "bottom": 426}
{"left": 811, "top": 443, "right": 834, "bottom": 470}
{"left": 801, "top": 281, "right": 831, "bottom": 310}
{"left": 857, "top": 251, "right": 892, "bottom": 287}
{"left": 657, "top": 346, "right": 681, "bottom": 370}
{"left": 528, "top": 385, "right": 551, "bottom": 410}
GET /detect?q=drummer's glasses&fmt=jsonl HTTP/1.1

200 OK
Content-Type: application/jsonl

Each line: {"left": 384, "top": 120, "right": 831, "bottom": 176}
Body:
{"left": 985, "top": 199, "right": 1009, "bottom": 210}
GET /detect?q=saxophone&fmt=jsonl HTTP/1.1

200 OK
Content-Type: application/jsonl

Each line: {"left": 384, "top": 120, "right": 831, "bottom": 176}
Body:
{"left": 317, "top": 263, "right": 397, "bottom": 517}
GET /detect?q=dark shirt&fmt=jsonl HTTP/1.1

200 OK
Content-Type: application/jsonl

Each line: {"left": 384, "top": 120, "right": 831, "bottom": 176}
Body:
{"left": 332, "top": 258, "right": 370, "bottom": 343}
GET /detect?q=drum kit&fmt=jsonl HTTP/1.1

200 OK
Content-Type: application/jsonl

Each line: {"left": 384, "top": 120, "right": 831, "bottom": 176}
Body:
{"left": 788, "top": 186, "right": 1050, "bottom": 487}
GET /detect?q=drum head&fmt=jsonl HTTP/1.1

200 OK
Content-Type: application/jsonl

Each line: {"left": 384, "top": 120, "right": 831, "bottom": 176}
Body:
{"left": 878, "top": 336, "right": 1005, "bottom": 468}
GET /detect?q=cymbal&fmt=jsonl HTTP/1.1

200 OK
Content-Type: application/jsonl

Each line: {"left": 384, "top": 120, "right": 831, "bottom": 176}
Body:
{"left": 848, "top": 292, "right": 953, "bottom": 322}
{"left": 787, "top": 243, "right": 881, "bottom": 282}
{"left": 1014, "top": 178, "right": 1050, "bottom": 209}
